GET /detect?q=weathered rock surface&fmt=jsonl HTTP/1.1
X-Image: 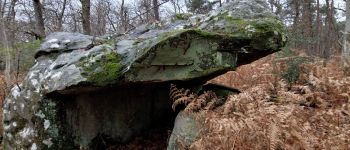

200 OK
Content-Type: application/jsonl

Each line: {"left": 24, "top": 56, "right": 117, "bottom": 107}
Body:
{"left": 167, "top": 112, "right": 201, "bottom": 150}
{"left": 3, "top": 0, "right": 286, "bottom": 149}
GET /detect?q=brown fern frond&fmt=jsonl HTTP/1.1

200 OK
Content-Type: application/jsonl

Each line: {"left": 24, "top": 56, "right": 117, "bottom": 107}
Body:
{"left": 170, "top": 84, "right": 184, "bottom": 100}
{"left": 170, "top": 84, "right": 220, "bottom": 112}
{"left": 170, "top": 84, "right": 197, "bottom": 111}
{"left": 172, "top": 97, "right": 193, "bottom": 111}
{"left": 185, "top": 91, "right": 218, "bottom": 112}
{"left": 204, "top": 99, "right": 217, "bottom": 111}
{"left": 268, "top": 123, "right": 280, "bottom": 150}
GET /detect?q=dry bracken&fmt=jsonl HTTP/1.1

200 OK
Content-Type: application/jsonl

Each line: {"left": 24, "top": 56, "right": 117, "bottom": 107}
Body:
{"left": 170, "top": 84, "right": 197, "bottom": 111}
{"left": 190, "top": 54, "right": 350, "bottom": 150}
{"left": 170, "top": 84, "right": 219, "bottom": 112}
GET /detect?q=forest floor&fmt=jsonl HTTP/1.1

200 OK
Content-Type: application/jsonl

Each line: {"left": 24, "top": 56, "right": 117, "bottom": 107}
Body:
{"left": 0, "top": 52, "right": 350, "bottom": 149}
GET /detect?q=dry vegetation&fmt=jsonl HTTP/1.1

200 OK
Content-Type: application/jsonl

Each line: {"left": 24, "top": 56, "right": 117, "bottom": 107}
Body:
{"left": 186, "top": 53, "right": 350, "bottom": 149}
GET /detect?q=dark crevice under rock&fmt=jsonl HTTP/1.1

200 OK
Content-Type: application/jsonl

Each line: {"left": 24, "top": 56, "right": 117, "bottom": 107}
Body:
{"left": 46, "top": 83, "right": 177, "bottom": 149}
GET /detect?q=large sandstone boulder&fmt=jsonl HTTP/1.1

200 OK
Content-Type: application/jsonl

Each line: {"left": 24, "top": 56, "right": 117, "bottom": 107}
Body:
{"left": 3, "top": 0, "right": 286, "bottom": 149}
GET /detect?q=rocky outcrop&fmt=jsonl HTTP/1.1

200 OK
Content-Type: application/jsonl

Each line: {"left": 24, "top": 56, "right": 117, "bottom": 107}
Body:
{"left": 3, "top": 0, "right": 286, "bottom": 149}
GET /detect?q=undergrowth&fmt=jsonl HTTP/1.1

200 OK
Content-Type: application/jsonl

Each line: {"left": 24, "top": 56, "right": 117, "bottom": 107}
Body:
{"left": 182, "top": 51, "right": 350, "bottom": 149}
{"left": 170, "top": 84, "right": 218, "bottom": 113}
{"left": 0, "top": 40, "right": 40, "bottom": 72}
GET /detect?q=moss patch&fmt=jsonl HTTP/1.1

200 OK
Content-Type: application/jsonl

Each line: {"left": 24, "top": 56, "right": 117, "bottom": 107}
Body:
{"left": 174, "top": 13, "right": 191, "bottom": 21}
{"left": 95, "top": 37, "right": 115, "bottom": 47}
{"left": 82, "top": 51, "right": 123, "bottom": 86}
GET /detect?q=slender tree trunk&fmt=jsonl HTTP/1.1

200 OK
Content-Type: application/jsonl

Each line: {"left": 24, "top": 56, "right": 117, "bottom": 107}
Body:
{"left": 343, "top": 0, "right": 350, "bottom": 59}
{"left": 5, "top": 0, "right": 17, "bottom": 46}
{"left": 120, "top": 0, "right": 128, "bottom": 32}
{"left": 315, "top": 0, "right": 321, "bottom": 56}
{"left": 153, "top": 0, "right": 160, "bottom": 21}
{"left": 57, "top": 0, "right": 67, "bottom": 31}
{"left": 292, "top": 0, "right": 300, "bottom": 26}
{"left": 80, "top": 0, "right": 91, "bottom": 35}
{"left": 33, "top": 0, "right": 45, "bottom": 39}
{"left": 303, "top": 0, "right": 313, "bottom": 55}
{"left": 171, "top": 0, "right": 177, "bottom": 13}
{"left": 324, "top": 0, "right": 332, "bottom": 59}
{"left": 123, "top": 10, "right": 128, "bottom": 31}
{"left": 72, "top": 13, "right": 78, "bottom": 32}
{"left": 176, "top": 0, "right": 182, "bottom": 13}
{"left": 0, "top": 0, "right": 8, "bottom": 19}
{"left": 292, "top": 0, "right": 300, "bottom": 48}
{"left": 0, "top": 17, "right": 12, "bottom": 90}
{"left": 144, "top": 0, "right": 150, "bottom": 22}
{"left": 330, "top": 0, "right": 339, "bottom": 51}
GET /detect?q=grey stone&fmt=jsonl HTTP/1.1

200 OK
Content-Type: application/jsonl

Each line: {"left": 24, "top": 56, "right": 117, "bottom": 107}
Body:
{"left": 167, "top": 112, "right": 201, "bottom": 150}
{"left": 35, "top": 32, "right": 94, "bottom": 58}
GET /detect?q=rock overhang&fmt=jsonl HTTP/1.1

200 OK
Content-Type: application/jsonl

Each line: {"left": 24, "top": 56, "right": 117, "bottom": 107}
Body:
{"left": 3, "top": 0, "right": 287, "bottom": 149}
{"left": 31, "top": 4, "right": 286, "bottom": 87}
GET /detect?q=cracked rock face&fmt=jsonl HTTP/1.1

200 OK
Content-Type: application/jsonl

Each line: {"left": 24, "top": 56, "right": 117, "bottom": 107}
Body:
{"left": 3, "top": 0, "right": 286, "bottom": 149}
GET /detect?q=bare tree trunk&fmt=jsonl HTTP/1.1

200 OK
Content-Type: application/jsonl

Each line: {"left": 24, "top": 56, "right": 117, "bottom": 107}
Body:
{"left": 73, "top": 13, "right": 78, "bottom": 32}
{"left": 93, "top": 1, "right": 108, "bottom": 36}
{"left": 330, "top": 0, "right": 339, "bottom": 52}
{"left": 6, "top": 0, "right": 17, "bottom": 46}
{"left": 323, "top": 0, "right": 333, "bottom": 59}
{"left": 123, "top": 10, "right": 128, "bottom": 31}
{"left": 57, "top": 0, "right": 67, "bottom": 31}
{"left": 0, "top": 0, "right": 8, "bottom": 19}
{"left": 33, "top": 0, "right": 45, "bottom": 39}
{"left": 315, "top": 0, "right": 321, "bottom": 56}
{"left": 120, "top": 0, "right": 128, "bottom": 32}
{"left": 0, "top": 17, "right": 12, "bottom": 90}
{"left": 293, "top": 0, "right": 300, "bottom": 26}
{"left": 146, "top": 0, "right": 150, "bottom": 21}
{"left": 292, "top": 0, "right": 300, "bottom": 48}
{"left": 343, "top": 0, "right": 350, "bottom": 59}
{"left": 80, "top": 0, "right": 91, "bottom": 35}
{"left": 170, "top": 0, "right": 177, "bottom": 13}
{"left": 302, "top": 0, "right": 313, "bottom": 55}
{"left": 153, "top": 0, "right": 160, "bottom": 21}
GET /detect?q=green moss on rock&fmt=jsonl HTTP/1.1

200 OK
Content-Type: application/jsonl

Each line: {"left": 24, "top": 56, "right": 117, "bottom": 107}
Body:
{"left": 95, "top": 37, "right": 115, "bottom": 47}
{"left": 174, "top": 13, "right": 191, "bottom": 20}
{"left": 82, "top": 51, "right": 123, "bottom": 86}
